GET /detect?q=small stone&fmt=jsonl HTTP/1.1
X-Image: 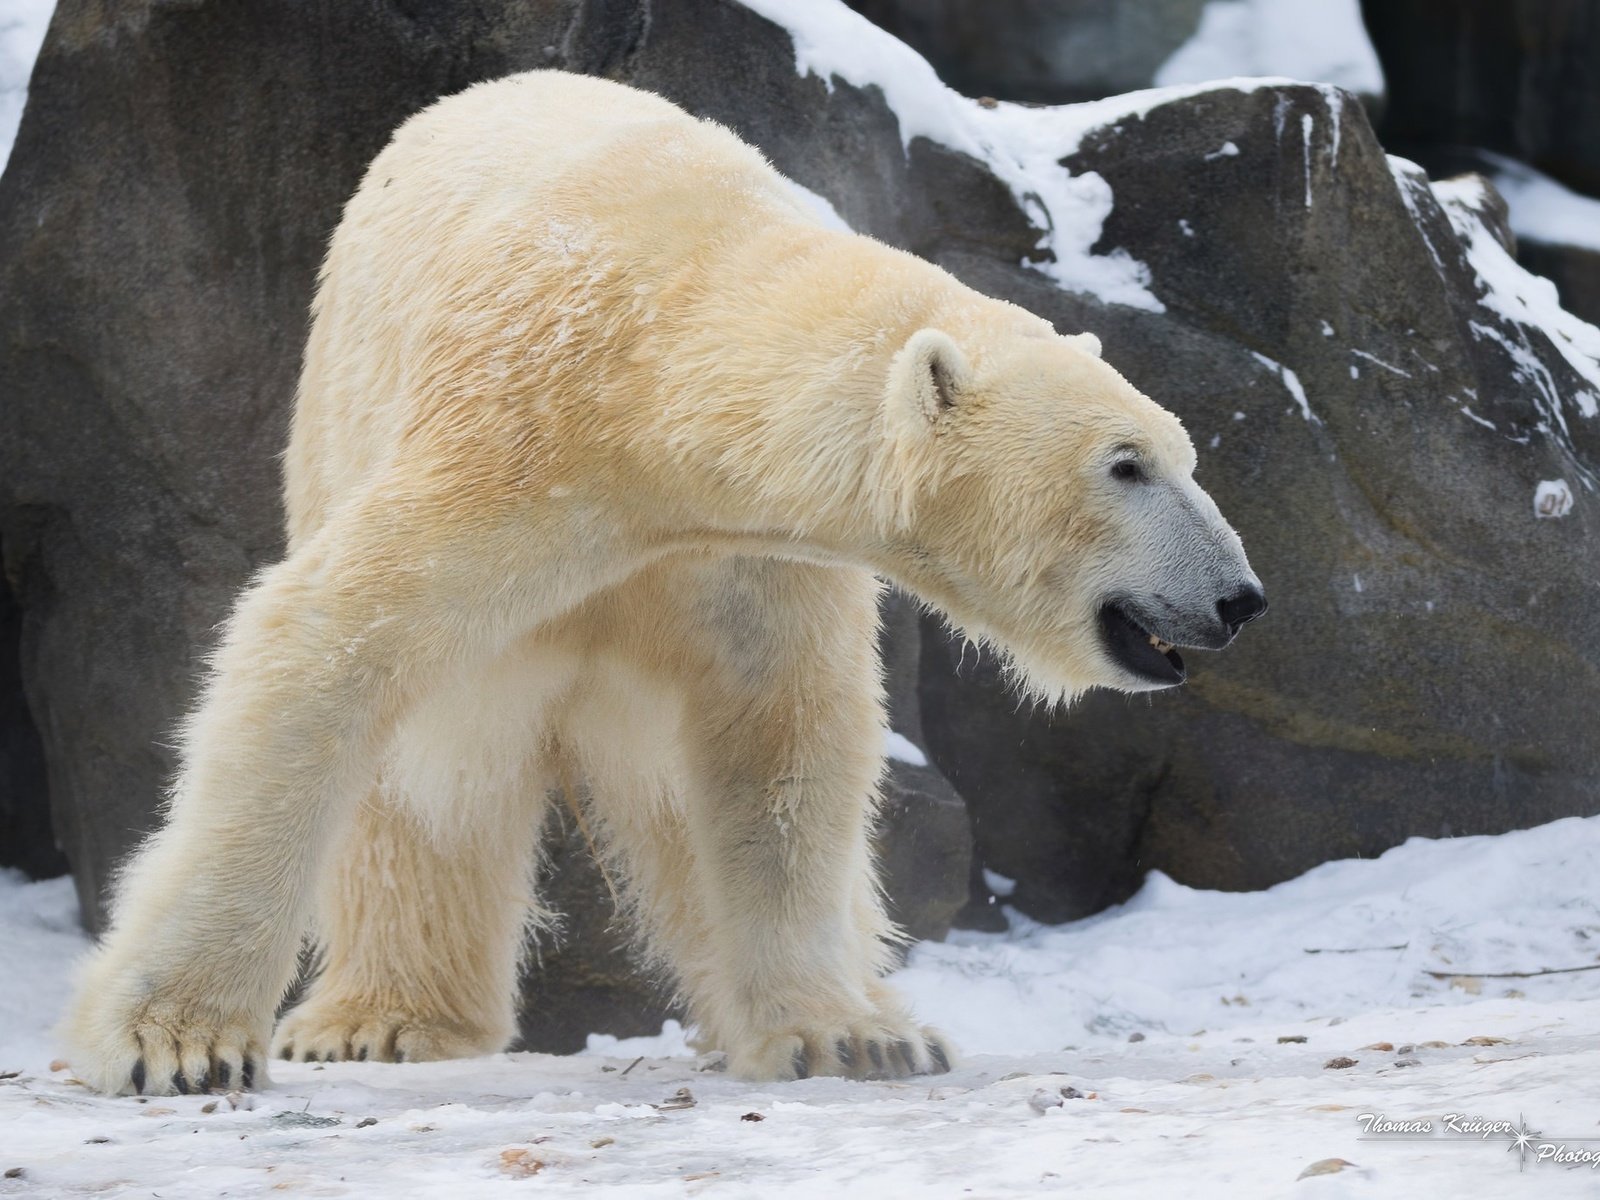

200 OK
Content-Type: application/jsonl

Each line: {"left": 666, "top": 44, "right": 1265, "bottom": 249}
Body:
{"left": 84, "top": 1137, "right": 110, "bottom": 1145}
{"left": 1462, "top": 1036, "right": 1508, "bottom": 1046}
{"left": 1395, "top": 1044, "right": 1415, "bottom": 1055}
{"left": 740, "top": 1112, "right": 765, "bottom": 1122}
{"left": 977, "top": 96, "right": 999, "bottom": 109}
{"left": 1277, "top": 1035, "right": 1308, "bottom": 1044}
{"left": 499, "top": 1148, "right": 544, "bottom": 1178}
{"left": 49, "top": 1059, "right": 68, "bottom": 1072}
{"left": 4, "top": 1168, "right": 24, "bottom": 1179}
{"left": 356, "top": 1117, "right": 378, "bottom": 1128}
{"left": 1393, "top": 1057, "right": 1422, "bottom": 1069}
{"left": 657, "top": 1087, "right": 695, "bottom": 1111}
{"left": 1360, "top": 1042, "right": 1393, "bottom": 1052}
{"left": 1297, "top": 1158, "right": 1356, "bottom": 1180}
{"left": 591, "top": 1136, "right": 615, "bottom": 1148}
{"left": 1028, "top": 1088, "right": 1064, "bottom": 1114}
{"left": 200, "top": 1101, "right": 218, "bottom": 1114}
{"left": 1127, "top": 1032, "right": 1145, "bottom": 1043}
{"left": 1323, "top": 1057, "right": 1358, "bottom": 1070}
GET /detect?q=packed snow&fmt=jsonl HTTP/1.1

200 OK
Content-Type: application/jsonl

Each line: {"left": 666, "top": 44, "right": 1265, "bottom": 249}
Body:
{"left": 0, "top": 0, "right": 51, "bottom": 171}
{"left": 4, "top": 816, "right": 1599, "bottom": 1196}
{"left": 1155, "top": 0, "right": 1384, "bottom": 97}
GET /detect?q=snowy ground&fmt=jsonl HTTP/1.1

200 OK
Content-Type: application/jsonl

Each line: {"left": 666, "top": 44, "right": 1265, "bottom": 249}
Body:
{"left": 4, "top": 817, "right": 1599, "bottom": 1197}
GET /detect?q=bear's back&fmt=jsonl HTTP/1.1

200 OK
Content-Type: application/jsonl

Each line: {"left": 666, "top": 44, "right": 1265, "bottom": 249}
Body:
{"left": 286, "top": 72, "right": 817, "bottom": 542}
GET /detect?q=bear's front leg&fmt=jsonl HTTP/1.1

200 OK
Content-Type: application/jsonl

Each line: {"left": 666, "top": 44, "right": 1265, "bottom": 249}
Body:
{"left": 674, "top": 561, "right": 953, "bottom": 1081}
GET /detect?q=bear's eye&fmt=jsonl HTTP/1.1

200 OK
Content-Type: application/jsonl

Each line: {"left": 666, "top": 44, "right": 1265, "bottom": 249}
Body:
{"left": 1110, "top": 460, "right": 1143, "bottom": 483}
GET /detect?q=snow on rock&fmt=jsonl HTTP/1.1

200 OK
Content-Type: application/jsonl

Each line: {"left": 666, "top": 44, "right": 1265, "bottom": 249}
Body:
{"left": 1534, "top": 479, "right": 1574, "bottom": 518}
{"left": 0, "top": 0, "right": 53, "bottom": 171}
{"left": 1249, "top": 350, "right": 1317, "bottom": 421}
{"left": 4, "top": 820, "right": 1599, "bottom": 1195}
{"left": 1155, "top": 0, "right": 1384, "bottom": 97}
{"left": 779, "top": 176, "right": 854, "bottom": 233}
{"left": 1426, "top": 173, "right": 1600, "bottom": 452}
{"left": 1484, "top": 153, "right": 1600, "bottom": 254}
{"left": 740, "top": 0, "right": 1316, "bottom": 313}
{"left": 883, "top": 729, "right": 927, "bottom": 766}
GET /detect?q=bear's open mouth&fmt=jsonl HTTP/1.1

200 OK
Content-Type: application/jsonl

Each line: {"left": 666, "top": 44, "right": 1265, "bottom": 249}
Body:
{"left": 1098, "top": 602, "right": 1186, "bottom": 686}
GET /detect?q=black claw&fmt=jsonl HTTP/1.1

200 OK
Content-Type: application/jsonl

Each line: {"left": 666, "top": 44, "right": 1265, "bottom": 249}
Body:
{"left": 195, "top": 1068, "right": 212, "bottom": 1093}
{"left": 867, "top": 1041, "right": 885, "bottom": 1072}
{"left": 279, "top": 1046, "right": 294, "bottom": 1061}
{"left": 790, "top": 1048, "right": 810, "bottom": 1080}
{"left": 215, "top": 1061, "right": 231, "bottom": 1087}
{"left": 394, "top": 1050, "right": 406, "bottom": 1064}
{"left": 129, "top": 1061, "right": 146, "bottom": 1094}
{"left": 172, "top": 1071, "right": 190, "bottom": 1095}
{"left": 322, "top": 1052, "right": 335, "bottom": 1064}
{"left": 892, "top": 1039, "right": 916, "bottom": 1075}
{"left": 356, "top": 1046, "right": 368, "bottom": 1062}
{"left": 835, "top": 1039, "right": 856, "bottom": 1069}
{"left": 928, "top": 1042, "right": 950, "bottom": 1074}
{"left": 241, "top": 1059, "right": 256, "bottom": 1090}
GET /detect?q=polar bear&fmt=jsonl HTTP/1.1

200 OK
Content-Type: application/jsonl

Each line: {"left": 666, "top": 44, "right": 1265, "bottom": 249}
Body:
{"left": 63, "top": 71, "right": 1264, "bottom": 1094}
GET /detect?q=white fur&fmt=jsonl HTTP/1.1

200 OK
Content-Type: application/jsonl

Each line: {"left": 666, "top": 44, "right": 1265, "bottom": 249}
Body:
{"left": 61, "top": 72, "right": 1255, "bottom": 1094}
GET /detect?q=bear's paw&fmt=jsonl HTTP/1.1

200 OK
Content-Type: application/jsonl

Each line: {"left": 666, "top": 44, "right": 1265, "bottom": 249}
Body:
{"left": 271, "top": 1000, "right": 501, "bottom": 1064}
{"left": 730, "top": 1021, "right": 955, "bottom": 1082}
{"left": 65, "top": 1002, "right": 267, "bottom": 1096}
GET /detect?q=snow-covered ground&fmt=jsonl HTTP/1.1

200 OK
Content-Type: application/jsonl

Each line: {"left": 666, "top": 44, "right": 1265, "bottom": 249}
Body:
{"left": 4, "top": 817, "right": 1599, "bottom": 1196}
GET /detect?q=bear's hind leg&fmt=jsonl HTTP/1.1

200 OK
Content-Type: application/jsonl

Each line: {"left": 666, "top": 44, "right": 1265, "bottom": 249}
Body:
{"left": 274, "top": 642, "right": 573, "bottom": 1064}
{"left": 271, "top": 785, "right": 546, "bottom": 1064}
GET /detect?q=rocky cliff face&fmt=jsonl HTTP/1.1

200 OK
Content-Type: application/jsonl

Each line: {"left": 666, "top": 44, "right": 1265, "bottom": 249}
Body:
{"left": 2, "top": 0, "right": 1596, "bottom": 1036}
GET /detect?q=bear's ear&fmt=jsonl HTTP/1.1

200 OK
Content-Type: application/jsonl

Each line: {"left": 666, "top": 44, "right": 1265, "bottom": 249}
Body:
{"left": 889, "top": 328, "right": 972, "bottom": 428}
{"left": 1071, "top": 331, "right": 1102, "bottom": 358}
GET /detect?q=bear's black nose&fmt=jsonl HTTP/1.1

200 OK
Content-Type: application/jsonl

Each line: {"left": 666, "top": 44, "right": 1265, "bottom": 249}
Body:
{"left": 1217, "top": 586, "right": 1268, "bottom": 634}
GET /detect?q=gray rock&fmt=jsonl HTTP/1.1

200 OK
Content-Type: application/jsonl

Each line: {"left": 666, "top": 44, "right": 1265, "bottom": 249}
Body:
{"left": 3, "top": 0, "right": 1595, "bottom": 1027}
{"left": 923, "top": 85, "right": 1600, "bottom": 918}
{"left": 0, "top": 0, "right": 973, "bottom": 1043}
{"left": 845, "top": 0, "right": 1206, "bottom": 105}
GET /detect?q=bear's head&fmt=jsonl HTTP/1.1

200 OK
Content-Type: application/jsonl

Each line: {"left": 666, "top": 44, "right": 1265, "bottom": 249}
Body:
{"left": 879, "top": 324, "right": 1265, "bottom": 704}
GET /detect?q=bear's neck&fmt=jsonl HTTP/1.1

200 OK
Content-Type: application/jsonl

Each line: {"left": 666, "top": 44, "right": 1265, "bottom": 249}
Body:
{"left": 642, "top": 225, "right": 1019, "bottom": 562}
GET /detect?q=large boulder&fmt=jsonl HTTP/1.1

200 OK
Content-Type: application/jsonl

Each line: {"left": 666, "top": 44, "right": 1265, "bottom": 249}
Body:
{"left": 923, "top": 84, "right": 1600, "bottom": 919}
{"left": 0, "top": 0, "right": 971, "bottom": 1048}
{"left": 2, "top": 0, "right": 1595, "bottom": 1017}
